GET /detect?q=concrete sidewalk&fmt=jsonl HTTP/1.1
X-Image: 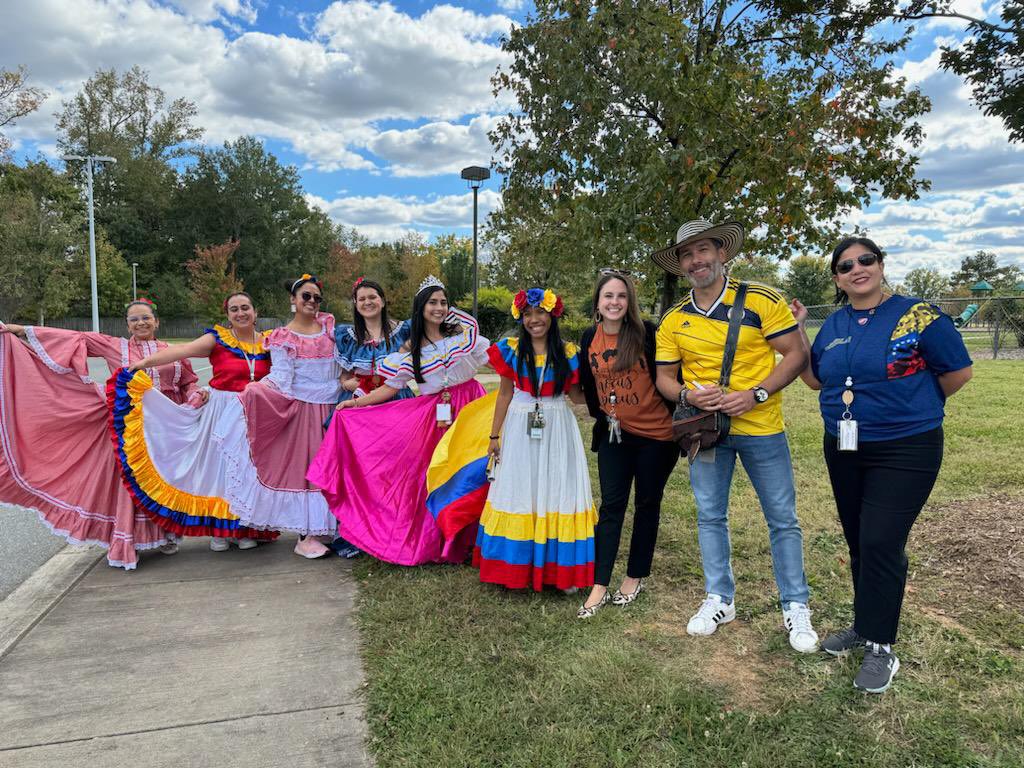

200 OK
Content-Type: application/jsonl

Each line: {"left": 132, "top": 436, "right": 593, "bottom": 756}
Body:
{"left": 0, "top": 536, "right": 371, "bottom": 767}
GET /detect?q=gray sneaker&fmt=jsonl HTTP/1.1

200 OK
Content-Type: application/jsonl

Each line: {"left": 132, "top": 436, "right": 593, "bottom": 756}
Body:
{"left": 854, "top": 644, "right": 900, "bottom": 693}
{"left": 821, "top": 626, "right": 866, "bottom": 657}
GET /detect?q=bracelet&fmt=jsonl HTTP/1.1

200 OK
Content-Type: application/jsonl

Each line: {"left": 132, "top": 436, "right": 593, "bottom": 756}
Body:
{"left": 489, "top": 435, "right": 500, "bottom": 440}
{"left": 678, "top": 388, "right": 689, "bottom": 406}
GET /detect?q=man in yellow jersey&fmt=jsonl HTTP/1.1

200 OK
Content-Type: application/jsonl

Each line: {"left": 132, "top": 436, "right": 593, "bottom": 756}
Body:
{"left": 652, "top": 219, "right": 818, "bottom": 653}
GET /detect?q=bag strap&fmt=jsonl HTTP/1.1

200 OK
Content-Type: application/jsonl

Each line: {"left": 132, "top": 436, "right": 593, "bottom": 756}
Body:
{"left": 718, "top": 282, "right": 748, "bottom": 389}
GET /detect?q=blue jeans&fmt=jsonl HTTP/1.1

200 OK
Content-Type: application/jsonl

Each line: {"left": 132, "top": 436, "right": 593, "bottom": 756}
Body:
{"left": 688, "top": 432, "right": 809, "bottom": 606}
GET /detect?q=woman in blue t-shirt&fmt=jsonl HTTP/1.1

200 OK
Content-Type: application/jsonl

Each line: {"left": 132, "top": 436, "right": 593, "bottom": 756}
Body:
{"left": 791, "top": 236, "right": 972, "bottom": 694}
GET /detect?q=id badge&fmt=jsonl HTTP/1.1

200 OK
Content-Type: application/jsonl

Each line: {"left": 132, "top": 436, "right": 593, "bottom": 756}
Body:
{"left": 436, "top": 403, "right": 452, "bottom": 424}
{"left": 838, "top": 419, "right": 858, "bottom": 451}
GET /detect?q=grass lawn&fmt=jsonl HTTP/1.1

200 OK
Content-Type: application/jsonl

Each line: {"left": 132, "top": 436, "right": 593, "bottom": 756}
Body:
{"left": 351, "top": 359, "right": 1024, "bottom": 768}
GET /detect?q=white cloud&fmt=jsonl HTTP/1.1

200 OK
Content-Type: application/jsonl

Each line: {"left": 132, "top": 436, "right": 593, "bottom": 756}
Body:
{"left": 166, "top": 0, "right": 258, "bottom": 23}
{"left": 306, "top": 188, "right": 502, "bottom": 241}
{"left": 367, "top": 115, "right": 499, "bottom": 177}
{"left": 1, "top": 0, "right": 513, "bottom": 174}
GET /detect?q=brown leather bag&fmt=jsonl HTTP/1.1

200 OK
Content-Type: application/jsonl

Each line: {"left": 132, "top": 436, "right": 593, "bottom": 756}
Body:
{"left": 671, "top": 283, "right": 749, "bottom": 464}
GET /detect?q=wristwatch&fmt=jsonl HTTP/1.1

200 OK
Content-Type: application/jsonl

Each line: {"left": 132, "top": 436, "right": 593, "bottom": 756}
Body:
{"left": 751, "top": 386, "right": 769, "bottom": 404}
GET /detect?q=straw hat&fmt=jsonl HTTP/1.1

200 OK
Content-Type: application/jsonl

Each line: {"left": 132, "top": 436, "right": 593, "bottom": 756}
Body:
{"left": 650, "top": 219, "right": 745, "bottom": 275}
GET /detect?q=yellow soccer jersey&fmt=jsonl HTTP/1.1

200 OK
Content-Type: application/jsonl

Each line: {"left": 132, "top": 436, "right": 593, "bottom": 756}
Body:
{"left": 655, "top": 279, "right": 797, "bottom": 436}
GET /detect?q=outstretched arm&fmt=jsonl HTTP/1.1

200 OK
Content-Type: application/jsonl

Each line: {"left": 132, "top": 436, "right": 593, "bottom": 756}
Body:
{"left": 130, "top": 334, "right": 216, "bottom": 371}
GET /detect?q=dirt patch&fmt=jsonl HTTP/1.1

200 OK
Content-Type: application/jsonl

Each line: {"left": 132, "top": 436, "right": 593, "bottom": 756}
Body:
{"left": 914, "top": 493, "right": 1024, "bottom": 613}
{"left": 639, "top": 589, "right": 774, "bottom": 710}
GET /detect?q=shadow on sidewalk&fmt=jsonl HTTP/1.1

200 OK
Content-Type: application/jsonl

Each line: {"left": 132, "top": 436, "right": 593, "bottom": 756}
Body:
{"left": 0, "top": 536, "right": 372, "bottom": 768}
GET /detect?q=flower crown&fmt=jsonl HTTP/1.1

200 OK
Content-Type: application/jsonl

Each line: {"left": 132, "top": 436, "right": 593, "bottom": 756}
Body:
{"left": 125, "top": 297, "right": 157, "bottom": 311}
{"left": 291, "top": 273, "right": 323, "bottom": 292}
{"left": 511, "top": 288, "right": 564, "bottom": 321}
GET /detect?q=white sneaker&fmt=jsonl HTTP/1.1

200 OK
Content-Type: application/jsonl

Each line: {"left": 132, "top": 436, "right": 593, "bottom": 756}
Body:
{"left": 686, "top": 594, "right": 736, "bottom": 636}
{"left": 783, "top": 602, "right": 820, "bottom": 653}
{"left": 209, "top": 537, "right": 229, "bottom": 552}
{"left": 235, "top": 537, "right": 258, "bottom": 550}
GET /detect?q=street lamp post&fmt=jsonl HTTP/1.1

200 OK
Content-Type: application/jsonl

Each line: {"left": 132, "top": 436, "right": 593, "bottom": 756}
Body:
{"left": 460, "top": 165, "right": 490, "bottom": 319}
{"left": 132, "top": 262, "right": 139, "bottom": 299}
{"left": 62, "top": 154, "right": 117, "bottom": 332}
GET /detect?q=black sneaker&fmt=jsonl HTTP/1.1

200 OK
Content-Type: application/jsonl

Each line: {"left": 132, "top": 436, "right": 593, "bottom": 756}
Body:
{"left": 821, "top": 625, "right": 866, "bottom": 657}
{"left": 854, "top": 644, "right": 900, "bottom": 693}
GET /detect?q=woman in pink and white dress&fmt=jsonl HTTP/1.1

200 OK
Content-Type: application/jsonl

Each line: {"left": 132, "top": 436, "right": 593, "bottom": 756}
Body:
{"left": 231, "top": 275, "right": 341, "bottom": 557}
{"left": 0, "top": 299, "right": 201, "bottom": 569}
{"left": 309, "top": 276, "right": 489, "bottom": 565}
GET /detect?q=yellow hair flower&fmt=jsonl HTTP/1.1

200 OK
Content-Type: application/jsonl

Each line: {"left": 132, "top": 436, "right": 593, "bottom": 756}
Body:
{"left": 540, "top": 289, "right": 557, "bottom": 312}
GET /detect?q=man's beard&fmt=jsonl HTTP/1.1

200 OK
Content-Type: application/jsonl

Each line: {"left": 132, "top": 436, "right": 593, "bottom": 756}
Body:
{"left": 689, "top": 260, "right": 724, "bottom": 289}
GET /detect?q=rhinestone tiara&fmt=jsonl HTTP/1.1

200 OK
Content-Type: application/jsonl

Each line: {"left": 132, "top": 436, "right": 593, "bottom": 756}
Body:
{"left": 417, "top": 274, "right": 445, "bottom": 294}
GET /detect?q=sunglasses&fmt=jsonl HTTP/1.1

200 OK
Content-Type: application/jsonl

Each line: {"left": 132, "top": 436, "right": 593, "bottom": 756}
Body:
{"left": 300, "top": 291, "right": 323, "bottom": 304}
{"left": 836, "top": 253, "right": 879, "bottom": 274}
{"left": 599, "top": 267, "right": 633, "bottom": 277}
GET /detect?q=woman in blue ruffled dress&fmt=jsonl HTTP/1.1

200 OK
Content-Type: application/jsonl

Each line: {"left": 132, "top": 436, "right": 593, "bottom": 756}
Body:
{"left": 334, "top": 278, "right": 415, "bottom": 406}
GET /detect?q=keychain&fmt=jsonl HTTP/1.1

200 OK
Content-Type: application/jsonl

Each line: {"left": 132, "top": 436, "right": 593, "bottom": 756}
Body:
{"left": 607, "top": 392, "right": 622, "bottom": 443}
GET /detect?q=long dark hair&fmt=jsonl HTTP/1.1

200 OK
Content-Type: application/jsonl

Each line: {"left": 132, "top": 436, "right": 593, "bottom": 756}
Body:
{"left": 409, "top": 286, "right": 459, "bottom": 384}
{"left": 830, "top": 237, "right": 885, "bottom": 304}
{"left": 352, "top": 279, "right": 392, "bottom": 346}
{"left": 591, "top": 273, "right": 645, "bottom": 372}
{"left": 516, "top": 305, "right": 571, "bottom": 395}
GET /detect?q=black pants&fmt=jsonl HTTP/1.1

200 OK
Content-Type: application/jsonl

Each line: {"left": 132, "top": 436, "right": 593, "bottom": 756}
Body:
{"left": 823, "top": 427, "right": 944, "bottom": 644}
{"left": 594, "top": 429, "right": 679, "bottom": 586}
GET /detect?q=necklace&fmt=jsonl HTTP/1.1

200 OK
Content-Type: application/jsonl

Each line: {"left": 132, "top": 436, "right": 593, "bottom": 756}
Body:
{"left": 234, "top": 328, "right": 259, "bottom": 381}
{"left": 849, "top": 293, "right": 887, "bottom": 326}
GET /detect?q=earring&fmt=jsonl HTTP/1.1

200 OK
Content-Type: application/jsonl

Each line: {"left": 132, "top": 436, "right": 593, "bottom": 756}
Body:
{"left": 290, "top": 304, "right": 297, "bottom": 314}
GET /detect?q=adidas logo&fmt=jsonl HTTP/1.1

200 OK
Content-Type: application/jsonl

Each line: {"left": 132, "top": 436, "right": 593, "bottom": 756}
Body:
{"left": 681, "top": 320, "right": 691, "bottom": 328}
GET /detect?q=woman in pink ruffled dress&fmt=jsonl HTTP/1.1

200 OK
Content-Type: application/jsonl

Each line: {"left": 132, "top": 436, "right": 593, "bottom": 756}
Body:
{"left": 230, "top": 275, "right": 341, "bottom": 557}
{"left": 0, "top": 299, "right": 201, "bottom": 569}
{"left": 308, "top": 276, "right": 489, "bottom": 565}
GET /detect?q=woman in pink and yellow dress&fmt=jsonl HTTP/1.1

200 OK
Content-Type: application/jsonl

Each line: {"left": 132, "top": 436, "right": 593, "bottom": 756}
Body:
{"left": 309, "top": 276, "right": 489, "bottom": 565}
{"left": 0, "top": 299, "right": 201, "bottom": 568}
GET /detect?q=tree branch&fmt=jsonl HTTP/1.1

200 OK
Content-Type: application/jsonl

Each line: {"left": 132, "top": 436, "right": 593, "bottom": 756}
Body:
{"left": 895, "top": 12, "right": 1015, "bottom": 35}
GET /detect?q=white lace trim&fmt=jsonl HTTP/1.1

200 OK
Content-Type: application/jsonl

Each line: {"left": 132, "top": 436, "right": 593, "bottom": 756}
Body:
{"left": 25, "top": 326, "right": 74, "bottom": 375}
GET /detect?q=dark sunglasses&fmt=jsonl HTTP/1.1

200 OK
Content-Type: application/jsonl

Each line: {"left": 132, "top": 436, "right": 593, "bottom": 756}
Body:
{"left": 301, "top": 291, "right": 323, "bottom": 303}
{"left": 836, "top": 253, "right": 878, "bottom": 274}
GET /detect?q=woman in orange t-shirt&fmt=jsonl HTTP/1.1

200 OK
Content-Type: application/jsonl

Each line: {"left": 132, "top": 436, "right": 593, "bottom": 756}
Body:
{"left": 576, "top": 271, "right": 679, "bottom": 618}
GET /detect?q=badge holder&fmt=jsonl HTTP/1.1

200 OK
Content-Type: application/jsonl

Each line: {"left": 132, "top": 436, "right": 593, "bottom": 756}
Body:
{"left": 527, "top": 403, "right": 545, "bottom": 440}
{"left": 436, "top": 389, "right": 452, "bottom": 428}
{"left": 838, "top": 388, "right": 858, "bottom": 451}
{"left": 607, "top": 392, "right": 622, "bottom": 444}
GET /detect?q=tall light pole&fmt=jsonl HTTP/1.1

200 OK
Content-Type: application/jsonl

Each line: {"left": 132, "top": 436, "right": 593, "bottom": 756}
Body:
{"left": 131, "top": 262, "right": 138, "bottom": 299}
{"left": 460, "top": 165, "right": 490, "bottom": 318}
{"left": 62, "top": 154, "right": 117, "bottom": 332}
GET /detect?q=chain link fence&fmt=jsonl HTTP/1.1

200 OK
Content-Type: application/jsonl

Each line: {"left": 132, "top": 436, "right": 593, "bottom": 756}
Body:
{"left": 802, "top": 297, "right": 1024, "bottom": 359}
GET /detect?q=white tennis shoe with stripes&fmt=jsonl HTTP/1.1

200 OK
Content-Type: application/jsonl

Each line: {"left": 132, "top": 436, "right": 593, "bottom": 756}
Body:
{"left": 686, "top": 594, "right": 736, "bottom": 636}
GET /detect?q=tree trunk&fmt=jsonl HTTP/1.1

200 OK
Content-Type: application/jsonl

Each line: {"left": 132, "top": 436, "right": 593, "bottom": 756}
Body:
{"left": 659, "top": 272, "right": 677, "bottom": 316}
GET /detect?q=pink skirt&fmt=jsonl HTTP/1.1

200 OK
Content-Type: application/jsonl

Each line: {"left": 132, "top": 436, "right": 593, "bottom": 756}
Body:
{"left": 0, "top": 334, "right": 166, "bottom": 569}
{"left": 226, "top": 383, "right": 337, "bottom": 535}
{"left": 308, "top": 378, "right": 485, "bottom": 565}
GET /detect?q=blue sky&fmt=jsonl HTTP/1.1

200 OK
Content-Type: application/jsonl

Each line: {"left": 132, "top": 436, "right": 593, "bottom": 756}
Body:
{"left": 2, "top": 0, "right": 1022, "bottom": 280}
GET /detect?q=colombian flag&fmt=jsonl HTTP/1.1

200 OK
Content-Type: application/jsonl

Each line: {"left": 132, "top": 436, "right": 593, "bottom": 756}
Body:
{"left": 426, "top": 390, "right": 497, "bottom": 541}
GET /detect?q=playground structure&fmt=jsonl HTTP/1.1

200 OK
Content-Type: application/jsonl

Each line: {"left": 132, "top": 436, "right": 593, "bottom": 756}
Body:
{"left": 953, "top": 303, "right": 980, "bottom": 327}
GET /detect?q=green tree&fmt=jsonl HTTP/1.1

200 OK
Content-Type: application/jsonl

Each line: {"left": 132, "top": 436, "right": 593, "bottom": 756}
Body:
{"left": 171, "top": 136, "right": 334, "bottom": 315}
{"left": 0, "top": 160, "right": 83, "bottom": 323}
{"left": 0, "top": 66, "right": 46, "bottom": 158}
{"left": 430, "top": 234, "right": 474, "bottom": 304}
{"left": 489, "top": 1, "right": 930, "bottom": 308}
{"left": 783, "top": 256, "right": 833, "bottom": 306}
{"left": 728, "top": 254, "right": 782, "bottom": 289}
{"left": 55, "top": 66, "right": 203, "bottom": 277}
{"left": 903, "top": 266, "right": 949, "bottom": 299}
{"left": 949, "top": 250, "right": 1023, "bottom": 291}
{"left": 185, "top": 240, "right": 245, "bottom": 324}
{"left": 471, "top": 285, "right": 516, "bottom": 341}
